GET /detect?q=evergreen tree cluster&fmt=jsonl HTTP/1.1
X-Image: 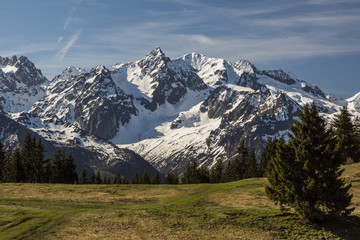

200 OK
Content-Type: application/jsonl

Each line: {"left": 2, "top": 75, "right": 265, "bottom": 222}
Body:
{"left": 180, "top": 139, "right": 264, "bottom": 184}
{"left": 265, "top": 103, "right": 357, "bottom": 221}
{"left": 130, "top": 170, "right": 162, "bottom": 184}
{"left": 0, "top": 133, "right": 77, "bottom": 184}
{"left": 164, "top": 171, "right": 179, "bottom": 184}
{"left": 332, "top": 106, "right": 360, "bottom": 163}
{"left": 86, "top": 169, "right": 130, "bottom": 185}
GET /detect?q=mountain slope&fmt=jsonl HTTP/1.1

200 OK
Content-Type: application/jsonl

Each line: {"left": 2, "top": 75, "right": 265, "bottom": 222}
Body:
{"left": 0, "top": 56, "right": 158, "bottom": 178}
{"left": 1, "top": 49, "right": 359, "bottom": 176}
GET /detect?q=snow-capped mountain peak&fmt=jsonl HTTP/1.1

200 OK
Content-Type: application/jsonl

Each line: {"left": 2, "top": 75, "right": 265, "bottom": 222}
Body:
{"left": 1, "top": 49, "right": 358, "bottom": 177}
{"left": 0, "top": 55, "right": 48, "bottom": 113}
{"left": 347, "top": 92, "right": 360, "bottom": 113}
{"left": 62, "top": 66, "right": 86, "bottom": 78}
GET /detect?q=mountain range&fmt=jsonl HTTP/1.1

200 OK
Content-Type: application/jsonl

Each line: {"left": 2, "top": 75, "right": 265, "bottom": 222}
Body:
{"left": 0, "top": 48, "right": 359, "bottom": 176}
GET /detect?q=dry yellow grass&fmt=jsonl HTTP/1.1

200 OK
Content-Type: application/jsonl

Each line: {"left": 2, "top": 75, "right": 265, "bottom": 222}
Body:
{"left": 1, "top": 162, "right": 359, "bottom": 239}
{"left": 43, "top": 210, "right": 274, "bottom": 240}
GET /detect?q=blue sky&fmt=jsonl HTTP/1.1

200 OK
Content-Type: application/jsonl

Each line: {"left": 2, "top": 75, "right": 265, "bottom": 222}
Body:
{"left": 0, "top": 0, "right": 359, "bottom": 98}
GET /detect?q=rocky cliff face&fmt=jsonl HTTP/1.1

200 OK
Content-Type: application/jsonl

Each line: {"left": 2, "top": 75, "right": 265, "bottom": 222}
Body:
{"left": 0, "top": 56, "right": 158, "bottom": 178}
{"left": 0, "top": 48, "right": 359, "bottom": 176}
{"left": 0, "top": 56, "right": 48, "bottom": 112}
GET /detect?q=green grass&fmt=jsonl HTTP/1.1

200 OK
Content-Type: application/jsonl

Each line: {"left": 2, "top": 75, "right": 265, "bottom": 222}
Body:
{"left": 1, "top": 164, "right": 360, "bottom": 239}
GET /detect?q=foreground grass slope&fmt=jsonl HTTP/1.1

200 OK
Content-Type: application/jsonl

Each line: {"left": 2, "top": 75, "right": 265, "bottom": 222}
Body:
{"left": 1, "top": 163, "right": 360, "bottom": 239}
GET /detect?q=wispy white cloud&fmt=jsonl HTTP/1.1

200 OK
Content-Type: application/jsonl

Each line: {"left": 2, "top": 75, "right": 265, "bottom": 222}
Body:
{"left": 62, "top": 0, "right": 85, "bottom": 31}
{"left": 57, "top": 36, "right": 63, "bottom": 44}
{"left": 55, "top": 30, "right": 82, "bottom": 61}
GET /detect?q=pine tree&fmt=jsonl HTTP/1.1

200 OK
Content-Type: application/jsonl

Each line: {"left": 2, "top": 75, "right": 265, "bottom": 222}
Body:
{"left": 236, "top": 139, "right": 249, "bottom": 179}
{"left": 131, "top": 172, "right": 139, "bottom": 184}
{"left": 113, "top": 174, "right": 122, "bottom": 184}
{"left": 12, "top": 146, "right": 25, "bottom": 182}
{"left": 42, "top": 158, "right": 54, "bottom": 183}
{"left": 181, "top": 161, "right": 200, "bottom": 184}
{"left": 222, "top": 160, "right": 237, "bottom": 182}
{"left": 52, "top": 149, "right": 65, "bottom": 183}
{"left": 102, "top": 175, "right": 108, "bottom": 184}
{"left": 122, "top": 176, "right": 129, "bottom": 184}
{"left": 52, "top": 149, "right": 77, "bottom": 184}
{"left": 33, "top": 138, "right": 45, "bottom": 183}
{"left": 210, "top": 159, "right": 223, "bottom": 183}
{"left": 164, "top": 171, "right": 179, "bottom": 184}
{"left": 266, "top": 136, "right": 295, "bottom": 212}
{"left": 2, "top": 147, "right": 13, "bottom": 182}
{"left": 91, "top": 170, "right": 96, "bottom": 184}
{"left": 64, "top": 153, "right": 77, "bottom": 184}
{"left": 151, "top": 172, "right": 161, "bottom": 184}
{"left": 266, "top": 103, "right": 354, "bottom": 221}
{"left": 79, "top": 168, "right": 87, "bottom": 184}
{"left": 95, "top": 170, "right": 102, "bottom": 184}
{"left": 222, "top": 139, "right": 250, "bottom": 182}
{"left": 245, "top": 146, "right": 257, "bottom": 178}
{"left": 199, "top": 166, "right": 210, "bottom": 183}
{"left": 21, "top": 133, "right": 34, "bottom": 182}
{"left": 140, "top": 170, "right": 151, "bottom": 184}
{"left": 332, "top": 106, "right": 360, "bottom": 163}
{"left": 0, "top": 141, "right": 5, "bottom": 181}
{"left": 259, "top": 137, "right": 278, "bottom": 177}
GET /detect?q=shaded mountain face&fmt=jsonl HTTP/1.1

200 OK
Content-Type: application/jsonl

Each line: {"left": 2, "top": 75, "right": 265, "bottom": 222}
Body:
{"left": 0, "top": 57, "right": 158, "bottom": 178}
{"left": 0, "top": 48, "right": 359, "bottom": 176}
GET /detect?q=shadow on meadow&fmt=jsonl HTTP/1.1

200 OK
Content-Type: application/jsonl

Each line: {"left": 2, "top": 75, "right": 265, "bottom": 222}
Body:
{"left": 319, "top": 215, "right": 360, "bottom": 240}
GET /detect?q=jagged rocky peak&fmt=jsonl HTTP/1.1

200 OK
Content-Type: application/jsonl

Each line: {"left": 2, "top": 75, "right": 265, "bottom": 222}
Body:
{"left": 233, "top": 60, "right": 258, "bottom": 74}
{"left": 138, "top": 47, "right": 171, "bottom": 73}
{"left": 261, "top": 69, "right": 298, "bottom": 85}
{"left": 0, "top": 55, "right": 48, "bottom": 113}
{"left": 0, "top": 55, "right": 48, "bottom": 87}
{"left": 50, "top": 66, "right": 86, "bottom": 90}
{"left": 91, "top": 65, "right": 109, "bottom": 75}
{"left": 148, "top": 46, "right": 166, "bottom": 58}
{"left": 0, "top": 55, "right": 18, "bottom": 67}
{"left": 60, "top": 66, "right": 86, "bottom": 78}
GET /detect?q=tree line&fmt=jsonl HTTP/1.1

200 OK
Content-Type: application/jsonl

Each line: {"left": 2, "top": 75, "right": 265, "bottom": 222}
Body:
{"left": 180, "top": 105, "right": 360, "bottom": 184}
{"left": 179, "top": 139, "right": 260, "bottom": 184}
{"left": 174, "top": 104, "right": 360, "bottom": 222}
{"left": 0, "top": 133, "right": 77, "bottom": 183}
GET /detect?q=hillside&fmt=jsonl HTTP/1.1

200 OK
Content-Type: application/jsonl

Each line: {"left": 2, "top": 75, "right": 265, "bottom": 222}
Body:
{"left": 0, "top": 162, "right": 359, "bottom": 239}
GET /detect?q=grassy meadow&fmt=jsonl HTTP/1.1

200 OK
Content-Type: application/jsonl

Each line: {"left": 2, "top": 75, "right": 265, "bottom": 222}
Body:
{"left": 1, "top": 163, "right": 360, "bottom": 239}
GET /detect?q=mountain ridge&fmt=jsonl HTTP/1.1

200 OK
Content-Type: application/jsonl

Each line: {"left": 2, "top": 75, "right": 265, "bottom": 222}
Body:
{"left": 0, "top": 47, "right": 359, "bottom": 175}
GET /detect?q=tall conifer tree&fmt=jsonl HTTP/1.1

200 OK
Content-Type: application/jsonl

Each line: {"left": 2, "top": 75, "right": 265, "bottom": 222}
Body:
{"left": 266, "top": 103, "right": 354, "bottom": 221}
{"left": 141, "top": 170, "right": 151, "bottom": 184}
{"left": 33, "top": 138, "right": 45, "bottom": 183}
{"left": 210, "top": 159, "right": 223, "bottom": 183}
{"left": 259, "top": 137, "right": 278, "bottom": 176}
{"left": 42, "top": 158, "right": 54, "bottom": 183}
{"left": 151, "top": 172, "right": 161, "bottom": 184}
{"left": 332, "top": 106, "right": 360, "bottom": 163}
{"left": 0, "top": 141, "right": 5, "bottom": 181}
{"left": 79, "top": 168, "right": 87, "bottom": 184}
{"left": 95, "top": 170, "right": 102, "bottom": 184}
{"left": 52, "top": 149, "right": 66, "bottom": 183}
{"left": 21, "top": 133, "right": 34, "bottom": 182}
{"left": 164, "top": 171, "right": 179, "bottom": 184}
{"left": 12, "top": 146, "right": 25, "bottom": 182}
{"left": 246, "top": 146, "right": 257, "bottom": 178}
